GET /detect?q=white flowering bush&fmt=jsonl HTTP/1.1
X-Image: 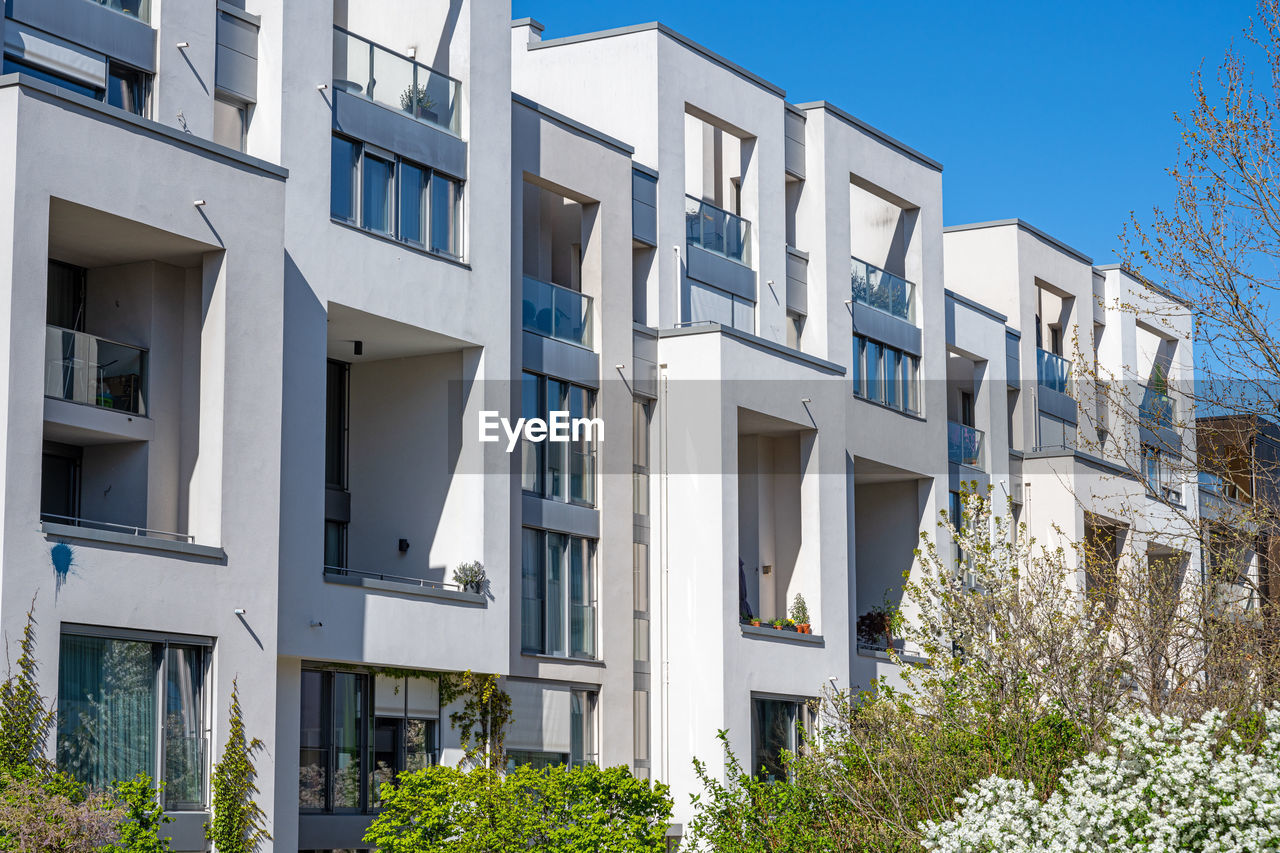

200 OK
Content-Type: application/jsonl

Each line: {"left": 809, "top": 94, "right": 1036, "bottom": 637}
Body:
{"left": 922, "top": 707, "right": 1280, "bottom": 852}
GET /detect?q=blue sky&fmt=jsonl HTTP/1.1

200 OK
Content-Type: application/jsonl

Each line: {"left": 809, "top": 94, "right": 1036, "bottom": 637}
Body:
{"left": 511, "top": 0, "right": 1255, "bottom": 265}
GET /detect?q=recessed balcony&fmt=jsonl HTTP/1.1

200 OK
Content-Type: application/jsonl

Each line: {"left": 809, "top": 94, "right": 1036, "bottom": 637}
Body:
{"left": 521, "top": 276, "right": 593, "bottom": 350}
{"left": 685, "top": 195, "right": 751, "bottom": 266}
{"left": 332, "top": 27, "right": 461, "bottom": 136}
{"left": 947, "top": 421, "right": 985, "bottom": 469}
{"left": 850, "top": 256, "right": 916, "bottom": 324}
{"left": 1036, "top": 348, "right": 1071, "bottom": 396}
{"left": 45, "top": 325, "right": 148, "bottom": 415}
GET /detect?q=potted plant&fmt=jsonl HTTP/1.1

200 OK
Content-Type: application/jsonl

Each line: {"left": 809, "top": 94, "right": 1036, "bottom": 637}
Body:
{"left": 770, "top": 618, "right": 786, "bottom": 631}
{"left": 790, "top": 594, "right": 811, "bottom": 634}
{"left": 750, "top": 618, "right": 761, "bottom": 627}
{"left": 856, "top": 601, "right": 900, "bottom": 650}
{"left": 783, "top": 618, "right": 798, "bottom": 633}
{"left": 452, "top": 560, "right": 486, "bottom": 594}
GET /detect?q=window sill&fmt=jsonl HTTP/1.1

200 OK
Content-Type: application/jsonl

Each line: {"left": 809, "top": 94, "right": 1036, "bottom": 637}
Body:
{"left": 519, "top": 651, "right": 605, "bottom": 666}
{"left": 856, "top": 643, "right": 927, "bottom": 665}
{"left": 740, "top": 624, "right": 824, "bottom": 646}
{"left": 41, "top": 522, "right": 225, "bottom": 561}
{"left": 329, "top": 218, "right": 469, "bottom": 269}
{"left": 322, "top": 569, "right": 487, "bottom": 605}
{"left": 851, "top": 394, "right": 926, "bottom": 422}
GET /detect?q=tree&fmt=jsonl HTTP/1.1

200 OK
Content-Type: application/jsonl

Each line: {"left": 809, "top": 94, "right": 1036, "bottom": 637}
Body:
{"left": 206, "top": 679, "right": 269, "bottom": 853}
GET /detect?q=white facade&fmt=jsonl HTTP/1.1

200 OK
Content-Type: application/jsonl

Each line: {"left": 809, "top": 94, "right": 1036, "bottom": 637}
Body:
{"left": 0, "top": 2, "right": 1199, "bottom": 850}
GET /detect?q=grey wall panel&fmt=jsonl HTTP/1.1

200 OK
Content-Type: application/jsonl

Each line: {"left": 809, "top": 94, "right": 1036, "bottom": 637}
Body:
{"left": 214, "top": 43, "right": 256, "bottom": 101}
{"left": 298, "top": 815, "right": 373, "bottom": 851}
{"left": 786, "top": 276, "right": 806, "bottom": 315}
{"left": 851, "top": 303, "right": 922, "bottom": 356}
{"left": 521, "top": 494, "right": 600, "bottom": 538}
{"left": 686, "top": 244, "right": 755, "bottom": 302}
{"left": 216, "top": 9, "right": 257, "bottom": 57}
{"left": 1037, "top": 387, "right": 1077, "bottom": 424}
{"left": 8, "top": 0, "right": 155, "bottom": 72}
{"left": 632, "top": 197, "right": 656, "bottom": 246}
{"left": 334, "top": 88, "right": 467, "bottom": 178}
{"left": 161, "top": 812, "right": 208, "bottom": 853}
{"left": 522, "top": 331, "right": 600, "bottom": 387}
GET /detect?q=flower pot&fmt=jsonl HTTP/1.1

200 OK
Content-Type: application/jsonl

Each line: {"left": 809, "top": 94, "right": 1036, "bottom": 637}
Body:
{"left": 750, "top": 620, "right": 761, "bottom": 627}
{"left": 797, "top": 623, "right": 811, "bottom": 634}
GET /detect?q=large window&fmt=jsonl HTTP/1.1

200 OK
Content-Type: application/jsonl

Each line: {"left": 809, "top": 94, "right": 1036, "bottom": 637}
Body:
{"left": 57, "top": 630, "right": 208, "bottom": 810}
{"left": 505, "top": 682, "right": 597, "bottom": 770}
{"left": 521, "top": 529, "right": 597, "bottom": 659}
{"left": 213, "top": 96, "right": 250, "bottom": 152}
{"left": 750, "top": 696, "right": 810, "bottom": 782}
{"left": 299, "top": 670, "right": 439, "bottom": 813}
{"left": 520, "top": 372, "right": 597, "bottom": 507}
{"left": 324, "top": 360, "right": 349, "bottom": 569}
{"left": 2, "top": 56, "right": 150, "bottom": 117}
{"left": 852, "top": 335, "right": 920, "bottom": 415}
{"left": 330, "top": 135, "right": 463, "bottom": 258}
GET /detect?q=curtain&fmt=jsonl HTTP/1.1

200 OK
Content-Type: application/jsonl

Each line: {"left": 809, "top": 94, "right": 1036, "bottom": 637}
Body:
{"left": 58, "top": 635, "right": 158, "bottom": 791}
{"left": 163, "top": 646, "right": 203, "bottom": 809}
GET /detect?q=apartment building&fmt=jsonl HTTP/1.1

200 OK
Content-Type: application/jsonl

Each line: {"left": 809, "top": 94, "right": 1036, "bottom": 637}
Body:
{"left": 0, "top": 1, "right": 1202, "bottom": 850}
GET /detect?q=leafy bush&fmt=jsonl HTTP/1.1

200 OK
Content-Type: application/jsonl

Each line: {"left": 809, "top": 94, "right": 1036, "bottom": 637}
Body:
{"left": 923, "top": 707, "right": 1280, "bottom": 852}
{"left": 104, "top": 774, "right": 171, "bottom": 853}
{"left": 365, "top": 762, "right": 672, "bottom": 852}
{"left": 0, "top": 767, "right": 122, "bottom": 852}
{"left": 0, "top": 606, "right": 53, "bottom": 774}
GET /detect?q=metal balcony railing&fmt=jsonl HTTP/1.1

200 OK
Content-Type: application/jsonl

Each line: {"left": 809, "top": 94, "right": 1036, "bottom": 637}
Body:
{"left": 1036, "top": 348, "right": 1071, "bottom": 395}
{"left": 685, "top": 195, "right": 751, "bottom": 265}
{"left": 947, "top": 421, "right": 985, "bottom": 468}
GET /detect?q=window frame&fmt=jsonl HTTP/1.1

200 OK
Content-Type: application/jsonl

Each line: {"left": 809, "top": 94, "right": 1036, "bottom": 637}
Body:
{"left": 56, "top": 626, "right": 211, "bottom": 811}
{"left": 330, "top": 134, "right": 465, "bottom": 259}
{"left": 521, "top": 528, "right": 598, "bottom": 660}
{"left": 749, "top": 695, "right": 812, "bottom": 782}
{"left": 853, "top": 334, "right": 921, "bottom": 416}
{"left": 520, "top": 371, "right": 598, "bottom": 508}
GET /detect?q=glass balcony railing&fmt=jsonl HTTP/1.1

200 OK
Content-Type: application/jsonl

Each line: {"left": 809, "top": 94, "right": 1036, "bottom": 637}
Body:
{"left": 45, "top": 326, "right": 147, "bottom": 415}
{"left": 1139, "top": 385, "right": 1176, "bottom": 431}
{"left": 87, "top": 0, "right": 150, "bottom": 22}
{"left": 1036, "top": 348, "right": 1071, "bottom": 396}
{"left": 685, "top": 195, "right": 751, "bottom": 265}
{"left": 948, "top": 421, "right": 985, "bottom": 468}
{"left": 522, "top": 276, "right": 593, "bottom": 349}
{"left": 850, "top": 257, "right": 916, "bottom": 324}
{"left": 332, "top": 27, "right": 461, "bottom": 136}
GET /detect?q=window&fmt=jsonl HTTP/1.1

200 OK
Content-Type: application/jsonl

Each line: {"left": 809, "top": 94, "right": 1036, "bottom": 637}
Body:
{"left": 324, "top": 360, "right": 349, "bottom": 569}
{"left": 300, "top": 670, "right": 439, "bottom": 813}
{"left": 106, "top": 61, "right": 148, "bottom": 116}
{"left": 787, "top": 311, "right": 805, "bottom": 349}
{"left": 330, "top": 135, "right": 463, "bottom": 258}
{"left": 750, "top": 697, "right": 810, "bottom": 782}
{"left": 213, "top": 96, "right": 249, "bottom": 151}
{"left": 505, "top": 684, "right": 597, "bottom": 770}
{"left": 521, "top": 529, "right": 596, "bottom": 658}
{"left": 57, "top": 630, "right": 208, "bottom": 810}
{"left": 41, "top": 442, "right": 82, "bottom": 523}
{"left": 1143, "top": 444, "right": 1181, "bottom": 503}
{"left": 853, "top": 334, "right": 919, "bottom": 415}
{"left": 520, "top": 372, "right": 597, "bottom": 506}
{"left": 2, "top": 56, "right": 150, "bottom": 116}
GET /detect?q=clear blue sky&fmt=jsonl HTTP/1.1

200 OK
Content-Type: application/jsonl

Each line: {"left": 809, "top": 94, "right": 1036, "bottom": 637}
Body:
{"left": 511, "top": 0, "right": 1255, "bottom": 264}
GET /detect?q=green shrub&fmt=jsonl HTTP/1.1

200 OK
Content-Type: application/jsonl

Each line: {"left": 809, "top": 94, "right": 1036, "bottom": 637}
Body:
{"left": 206, "top": 679, "right": 269, "bottom": 853}
{"left": 365, "top": 762, "right": 672, "bottom": 852}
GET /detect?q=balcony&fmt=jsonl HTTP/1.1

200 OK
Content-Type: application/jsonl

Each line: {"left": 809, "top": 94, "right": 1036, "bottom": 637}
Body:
{"left": 45, "top": 326, "right": 147, "bottom": 415}
{"left": 522, "top": 277, "right": 593, "bottom": 349}
{"left": 88, "top": 0, "right": 149, "bottom": 22}
{"left": 850, "top": 257, "right": 916, "bottom": 324}
{"left": 947, "top": 422, "right": 985, "bottom": 469}
{"left": 1036, "top": 348, "right": 1071, "bottom": 396}
{"left": 685, "top": 196, "right": 751, "bottom": 266}
{"left": 1139, "top": 385, "right": 1176, "bottom": 431}
{"left": 332, "top": 27, "right": 461, "bottom": 136}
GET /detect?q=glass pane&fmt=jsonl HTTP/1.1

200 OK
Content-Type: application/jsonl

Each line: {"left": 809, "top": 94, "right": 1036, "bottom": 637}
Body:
{"left": 633, "top": 617, "right": 649, "bottom": 663}
{"left": 521, "top": 529, "right": 545, "bottom": 653}
{"left": 405, "top": 719, "right": 436, "bottom": 772}
{"left": 852, "top": 337, "right": 864, "bottom": 397}
{"left": 298, "top": 670, "right": 327, "bottom": 810}
{"left": 325, "top": 361, "right": 347, "bottom": 488}
{"left": 369, "top": 717, "right": 399, "bottom": 808}
{"left": 633, "top": 690, "right": 650, "bottom": 761}
{"left": 521, "top": 373, "right": 543, "bottom": 494}
{"left": 866, "top": 342, "right": 883, "bottom": 404}
{"left": 362, "top": 155, "right": 393, "bottom": 234}
{"left": 688, "top": 281, "right": 733, "bottom": 326}
{"left": 570, "top": 538, "right": 595, "bottom": 658}
{"left": 369, "top": 42, "right": 414, "bottom": 116}
{"left": 752, "top": 698, "right": 797, "bottom": 782}
{"left": 57, "top": 635, "right": 159, "bottom": 792}
{"left": 546, "top": 533, "right": 567, "bottom": 656}
{"left": 330, "top": 137, "right": 358, "bottom": 222}
{"left": 546, "top": 380, "right": 567, "bottom": 500}
{"left": 884, "top": 348, "right": 899, "bottom": 410}
{"left": 430, "top": 176, "right": 461, "bottom": 257}
{"left": 331, "top": 673, "right": 364, "bottom": 809}
{"left": 213, "top": 98, "right": 246, "bottom": 151}
{"left": 106, "top": 63, "right": 147, "bottom": 116}
{"left": 163, "top": 646, "right": 204, "bottom": 809}
{"left": 732, "top": 296, "right": 755, "bottom": 333}
{"left": 905, "top": 356, "right": 920, "bottom": 414}
{"left": 397, "top": 162, "right": 426, "bottom": 245}
{"left": 324, "top": 520, "right": 346, "bottom": 570}
{"left": 633, "top": 542, "right": 649, "bottom": 612}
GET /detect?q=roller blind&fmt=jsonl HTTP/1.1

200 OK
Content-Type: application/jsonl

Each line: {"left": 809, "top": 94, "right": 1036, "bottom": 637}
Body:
{"left": 4, "top": 22, "right": 106, "bottom": 89}
{"left": 506, "top": 680, "right": 571, "bottom": 754}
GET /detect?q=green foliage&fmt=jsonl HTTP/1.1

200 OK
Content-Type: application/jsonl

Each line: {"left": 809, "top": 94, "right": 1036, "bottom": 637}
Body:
{"left": 789, "top": 594, "right": 810, "bottom": 625}
{"left": 0, "top": 605, "right": 54, "bottom": 775}
{"left": 104, "top": 774, "right": 171, "bottom": 853}
{"left": 685, "top": 731, "right": 833, "bottom": 853}
{"left": 365, "top": 762, "right": 672, "bottom": 852}
{"left": 206, "top": 679, "right": 269, "bottom": 853}
{"left": 0, "top": 766, "right": 122, "bottom": 852}
{"left": 442, "top": 671, "right": 512, "bottom": 770}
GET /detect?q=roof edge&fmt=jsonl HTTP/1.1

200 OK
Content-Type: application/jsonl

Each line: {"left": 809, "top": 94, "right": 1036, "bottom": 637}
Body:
{"left": 795, "top": 100, "right": 942, "bottom": 172}
{"left": 944, "top": 218, "right": 1092, "bottom": 265}
{"left": 512, "top": 92, "right": 635, "bottom": 156}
